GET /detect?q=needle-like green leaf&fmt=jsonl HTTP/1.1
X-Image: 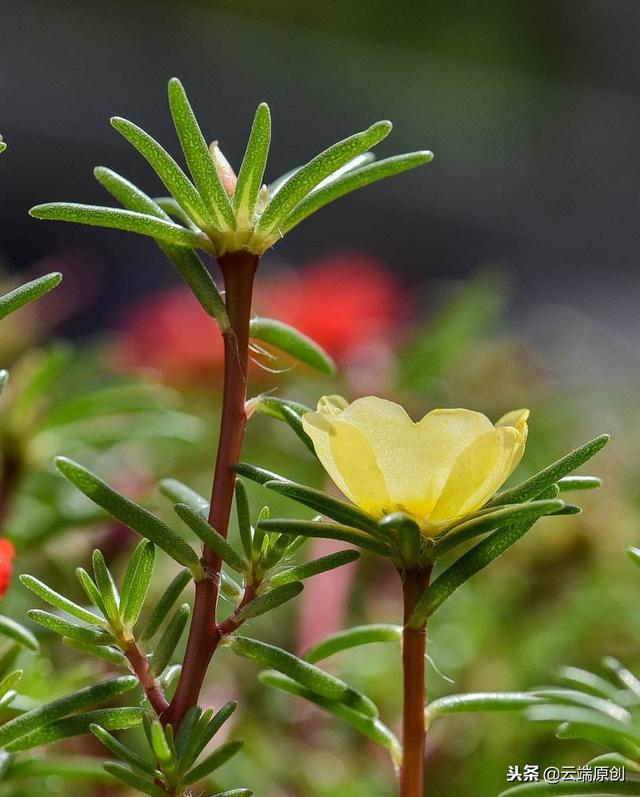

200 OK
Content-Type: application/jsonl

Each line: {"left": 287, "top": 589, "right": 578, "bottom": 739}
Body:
{"left": 159, "top": 478, "right": 209, "bottom": 517}
{"left": 150, "top": 603, "right": 190, "bottom": 676}
{"left": 234, "top": 103, "right": 271, "bottom": 225}
{"left": 270, "top": 549, "right": 360, "bottom": 588}
{"left": 304, "top": 624, "right": 401, "bottom": 664}
{"left": 184, "top": 740, "right": 243, "bottom": 785}
{"left": 0, "top": 614, "right": 40, "bottom": 652}
{"left": 92, "top": 550, "right": 121, "bottom": 629}
{"left": 488, "top": 434, "right": 609, "bottom": 508}
{"left": 94, "top": 166, "right": 227, "bottom": 324}
{"left": 427, "top": 692, "right": 543, "bottom": 717}
{"left": 408, "top": 504, "right": 565, "bottom": 628}
{"left": 140, "top": 569, "right": 191, "bottom": 642}
{"left": 259, "top": 670, "right": 400, "bottom": 761}
{"left": 30, "top": 203, "right": 209, "bottom": 250}
{"left": 174, "top": 503, "right": 248, "bottom": 574}
{"left": 102, "top": 762, "right": 166, "bottom": 797}
{"left": 236, "top": 583, "right": 303, "bottom": 621}
{"left": 0, "top": 272, "right": 62, "bottom": 321}
{"left": 229, "top": 636, "right": 378, "bottom": 718}
{"left": 0, "top": 676, "right": 138, "bottom": 747}
{"left": 256, "top": 120, "right": 392, "bottom": 236}
{"left": 262, "top": 479, "right": 379, "bottom": 533}
{"left": 283, "top": 150, "right": 433, "bottom": 233}
{"left": 234, "top": 479, "right": 253, "bottom": 560}
{"left": 167, "top": 78, "right": 235, "bottom": 231}
{"left": 90, "top": 723, "right": 156, "bottom": 775}
{"left": 250, "top": 317, "right": 336, "bottom": 374}
{"left": 20, "top": 574, "right": 105, "bottom": 627}
{"left": 258, "top": 518, "right": 391, "bottom": 556}
{"left": 120, "top": 541, "right": 156, "bottom": 629}
{"left": 55, "top": 457, "right": 202, "bottom": 577}
{"left": 110, "top": 116, "right": 215, "bottom": 231}
{"left": 27, "top": 610, "right": 113, "bottom": 646}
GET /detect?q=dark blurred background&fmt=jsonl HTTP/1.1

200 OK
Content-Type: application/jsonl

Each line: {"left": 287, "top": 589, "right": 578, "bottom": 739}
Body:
{"left": 2, "top": 0, "right": 640, "bottom": 337}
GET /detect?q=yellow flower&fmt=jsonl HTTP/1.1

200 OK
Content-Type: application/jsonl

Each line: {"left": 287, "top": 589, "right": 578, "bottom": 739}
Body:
{"left": 302, "top": 396, "right": 529, "bottom": 534}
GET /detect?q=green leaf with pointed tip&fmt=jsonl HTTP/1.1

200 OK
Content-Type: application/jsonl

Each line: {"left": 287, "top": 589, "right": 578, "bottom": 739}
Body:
{"left": 102, "top": 762, "right": 166, "bottom": 797}
{"left": 237, "top": 583, "right": 303, "bottom": 621}
{"left": 270, "top": 549, "right": 360, "bottom": 588}
{"left": 150, "top": 603, "right": 190, "bottom": 676}
{"left": 184, "top": 739, "right": 243, "bottom": 784}
{"left": 250, "top": 395, "right": 311, "bottom": 420}
{"left": 628, "top": 547, "right": 640, "bottom": 567}
{"left": 427, "top": 692, "right": 543, "bottom": 718}
{"left": 431, "top": 499, "right": 567, "bottom": 558}
{"left": 111, "top": 115, "right": 215, "bottom": 231}
{"left": 180, "top": 701, "right": 237, "bottom": 770}
{"left": 234, "top": 479, "right": 253, "bottom": 560}
{"left": 210, "top": 791, "right": 253, "bottom": 797}
{"left": 7, "top": 707, "right": 145, "bottom": 752}
{"left": 92, "top": 550, "right": 121, "bottom": 628}
{"left": 555, "top": 666, "right": 623, "bottom": 702}
{"left": 256, "top": 120, "right": 393, "bottom": 236}
{"left": 304, "top": 624, "right": 401, "bottom": 664}
{"left": 20, "top": 574, "right": 104, "bottom": 627}
{"left": 150, "top": 719, "right": 173, "bottom": 765}
{"left": 408, "top": 502, "right": 566, "bottom": 628}
{"left": 90, "top": 723, "right": 155, "bottom": 774}
{"left": 283, "top": 150, "right": 433, "bottom": 233}
{"left": 0, "top": 676, "right": 138, "bottom": 747}
{"left": 234, "top": 462, "right": 286, "bottom": 486}
{"left": 94, "top": 166, "right": 227, "bottom": 324}
{"left": 488, "top": 435, "right": 609, "bottom": 508}
{"left": 76, "top": 567, "right": 109, "bottom": 617}
{"left": 175, "top": 503, "right": 248, "bottom": 574}
{"left": 603, "top": 657, "right": 640, "bottom": 698}
{"left": 234, "top": 103, "right": 271, "bottom": 225}
{"left": 0, "top": 370, "right": 8, "bottom": 394}
{"left": 168, "top": 78, "right": 235, "bottom": 230}
{"left": 0, "top": 670, "right": 22, "bottom": 701}
{"left": 557, "top": 475, "right": 602, "bottom": 491}
{"left": 62, "top": 636, "right": 127, "bottom": 665}
{"left": 259, "top": 670, "right": 400, "bottom": 760}
{"left": 229, "top": 636, "right": 378, "bottom": 717}
{"left": 250, "top": 317, "right": 336, "bottom": 375}
{"left": 0, "top": 272, "right": 62, "bottom": 321}
{"left": 527, "top": 704, "right": 640, "bottom": 751}
{"left": 159, "top": 478, "right": 209, "bottom": 517}
{"left": 140, "top": 569, "right": 191, "bottom": 641}
{"left": 27, "top": 609, "right": 113, "bottom": 646}
{"left": 56, "top": 457, "right": 202, "bottom": 576}
{"left": 258, "top": 518, "right": 391, "bottom": 556}
{"left": 0, "top": 614, "right": 40, "bottom": 652}
{"left": 30, "top": 203, "right": 209, "bottom": 249}
{"left": 121, "top": 541, "right": 156, "bottom": 629}
{"left": 530, "top": 687, "right": 630, "bottom": 721}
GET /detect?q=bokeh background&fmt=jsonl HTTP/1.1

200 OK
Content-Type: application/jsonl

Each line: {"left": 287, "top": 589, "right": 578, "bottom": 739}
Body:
{"left": 1, "top": 2, "right": 640, "bottom": 796}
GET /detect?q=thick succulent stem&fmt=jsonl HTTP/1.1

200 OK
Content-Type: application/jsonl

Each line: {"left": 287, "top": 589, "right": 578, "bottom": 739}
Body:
{"left": 163, "top": 250, "right": 258, "bottom": 728}
{"left": 399, "top": 567, "right": 431, "bottom": 797}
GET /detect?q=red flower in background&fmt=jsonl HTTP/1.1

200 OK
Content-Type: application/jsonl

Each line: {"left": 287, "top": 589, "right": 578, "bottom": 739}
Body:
{"left": 0, "top": 539, "right": 15, "bottom": 599}
{"left": 119, "top": 252, "right": 407, "bottom": 383}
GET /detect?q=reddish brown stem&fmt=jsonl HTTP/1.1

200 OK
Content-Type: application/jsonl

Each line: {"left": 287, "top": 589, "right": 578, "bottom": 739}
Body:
{"left": 163, "top": 250, "right": 258, "bottom": 729}
{"left": 399, "top": 568, "right": 431, "bottom": 797}
{"left": 125, "top": 639, "right": 169, "bottom": 715}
